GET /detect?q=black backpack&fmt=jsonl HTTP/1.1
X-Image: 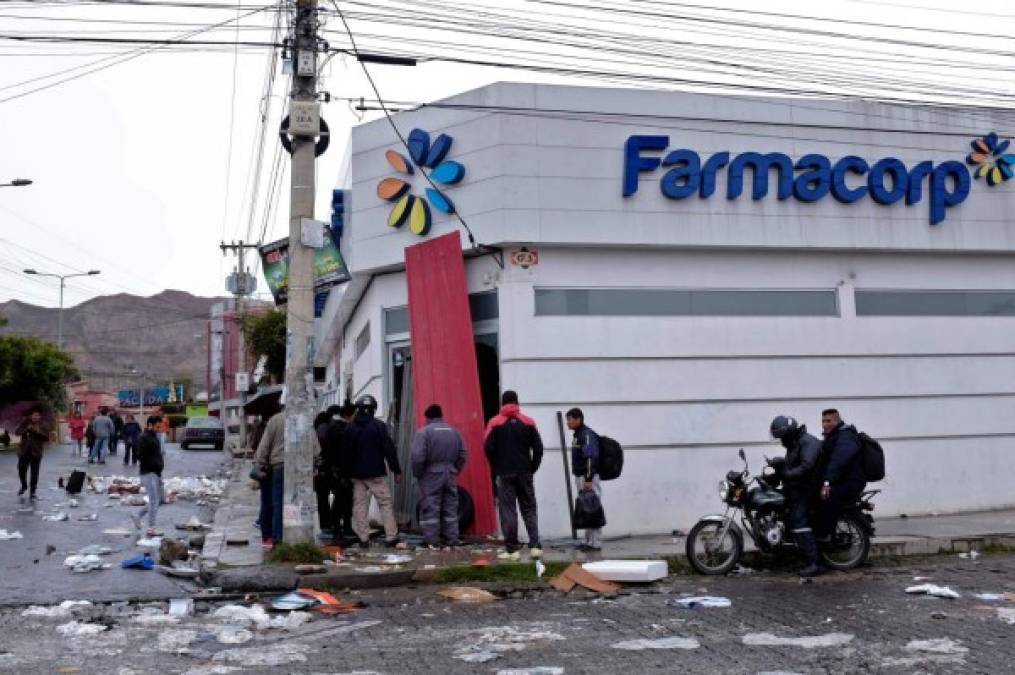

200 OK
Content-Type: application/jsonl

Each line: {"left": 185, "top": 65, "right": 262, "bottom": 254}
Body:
{"left": 855, "top": 429, "right": 885, "bottom": 482}
{"left": 598, "top": 436, "right": 624, "bottom": 481}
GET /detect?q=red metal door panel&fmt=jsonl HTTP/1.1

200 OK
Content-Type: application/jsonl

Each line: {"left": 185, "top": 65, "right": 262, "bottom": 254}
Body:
{"left": 405, "top": 231, "right": 496, "bottom": 534}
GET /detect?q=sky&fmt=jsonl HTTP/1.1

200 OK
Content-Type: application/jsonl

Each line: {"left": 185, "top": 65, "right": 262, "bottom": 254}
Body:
{"left": 1, "top": 0, "right": 1013, "bottom": 309}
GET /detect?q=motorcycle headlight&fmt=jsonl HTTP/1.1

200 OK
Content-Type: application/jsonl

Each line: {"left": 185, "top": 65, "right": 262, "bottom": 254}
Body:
{"left": 718, "top": 480, "right": 729, "bottom": 501}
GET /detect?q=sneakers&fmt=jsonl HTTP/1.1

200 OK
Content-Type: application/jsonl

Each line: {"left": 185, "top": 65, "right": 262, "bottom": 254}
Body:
{"left": 497, "top": 549, "right": 521, "bottom": 561}
{"left": 799, "top": 563, "right": 826, "bottom": 578}
{"left": 17, "top": 487, "right": 26, "bottom": 496}
{"left": 29, "top": 493, "right": 36, "bottom": 501}
{"left": 529, "top": 547, "right": 544, "bottom": 559}
{"left": 384, "top": 538, "right": 402, "bottom": 549}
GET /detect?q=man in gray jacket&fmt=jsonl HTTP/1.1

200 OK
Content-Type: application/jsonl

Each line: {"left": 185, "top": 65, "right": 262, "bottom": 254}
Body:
{"left": 89, "top": 408, "right": 114, "bottom": 465}
{"left": 410, "top": 404, "right": 467, "bottom": 549}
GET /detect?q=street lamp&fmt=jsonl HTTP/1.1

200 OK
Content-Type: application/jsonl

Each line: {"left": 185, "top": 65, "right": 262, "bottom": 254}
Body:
{"left": 23, "top": 268, "right": 101, "bottom": 350}
{"left": 128, "top": 367, "right": 146, "bottom": 418}
{"left": 0, "top": 178, "right": 32, "bottom": 187}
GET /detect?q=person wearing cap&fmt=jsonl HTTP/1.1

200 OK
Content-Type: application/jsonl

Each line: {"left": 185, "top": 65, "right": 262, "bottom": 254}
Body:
{"left": 344, "top": 394, "right": 402, "bottom": 548}
{"left": 411, "top": 404, "right": 467, "bottom": 549}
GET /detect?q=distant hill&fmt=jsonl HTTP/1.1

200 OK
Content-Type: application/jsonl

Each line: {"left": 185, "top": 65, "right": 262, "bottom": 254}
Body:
{"left": 0, "top": 290, "right": 223, "bottom": 395}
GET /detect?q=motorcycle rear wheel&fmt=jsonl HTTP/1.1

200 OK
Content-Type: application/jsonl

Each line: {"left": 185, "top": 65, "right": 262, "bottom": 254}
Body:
{"left": 686, "top": 519, "right": 743, "bottom": 575}
{"left": 819, "top": 513, "right": 871, "bottom": 570}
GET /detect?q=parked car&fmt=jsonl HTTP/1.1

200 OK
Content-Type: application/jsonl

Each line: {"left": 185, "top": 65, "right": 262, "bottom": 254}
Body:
{"left": 180, "top": 416, "right": 224, "bottom": 450}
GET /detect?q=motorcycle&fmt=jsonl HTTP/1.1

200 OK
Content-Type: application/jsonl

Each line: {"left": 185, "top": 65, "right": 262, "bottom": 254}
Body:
{"left": 686, "top": 448, "right": 878, "bottom": 575}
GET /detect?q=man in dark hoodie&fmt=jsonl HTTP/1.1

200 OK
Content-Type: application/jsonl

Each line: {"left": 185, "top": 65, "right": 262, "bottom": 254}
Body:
{"left": 121, "top": 414, "right": 143, "bottom": 466}
{"left": 816, "top": 408, "right": 867, "bottom": 542}
{"left": 134, "top": 416, "right": 164, "bottom": 536}
{"left": 771, "top": 414, "right": 825, "bottom": 577}
{"left": 324, "top": 401, "right": 357, "bottom": 542}
{"left": 484, "top": 390, "right": 544, "bottom": 560}
{"left": 344, "top": 395, "right": 401, "bottom": 548}
{"left": 566, "top": 408, "right": 602, "bottom": 552}
{"left": 15, "top": 410, "right": 48, "bottom": 499}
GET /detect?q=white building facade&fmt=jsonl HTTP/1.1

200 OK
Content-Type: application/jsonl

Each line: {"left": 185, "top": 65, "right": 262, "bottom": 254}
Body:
{"left": 316, "top": 82, "right": 1015, "bottom": 538}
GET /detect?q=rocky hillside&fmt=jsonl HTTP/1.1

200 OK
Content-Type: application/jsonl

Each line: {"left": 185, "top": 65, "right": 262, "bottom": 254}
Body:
{"left": 0, "top": 290, "right": 221, "bottom": 394}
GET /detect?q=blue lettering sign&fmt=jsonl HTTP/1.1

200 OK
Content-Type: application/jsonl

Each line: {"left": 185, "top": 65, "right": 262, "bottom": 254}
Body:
{"left": 622, "top": 135, "right": 972, "bottom": 225}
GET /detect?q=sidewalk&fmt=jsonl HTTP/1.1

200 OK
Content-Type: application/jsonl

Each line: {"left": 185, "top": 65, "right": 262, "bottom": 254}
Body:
{"left": 201, "top": 457, "right": 1015, "bottom": 589}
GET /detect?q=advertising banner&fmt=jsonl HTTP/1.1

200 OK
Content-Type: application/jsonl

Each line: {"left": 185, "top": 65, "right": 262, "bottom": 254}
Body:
{"left": 259, "top": 235, "right": 350, "bottom": 306}
{"left": 117, "top": 384, "right": 185, "bottom": 408}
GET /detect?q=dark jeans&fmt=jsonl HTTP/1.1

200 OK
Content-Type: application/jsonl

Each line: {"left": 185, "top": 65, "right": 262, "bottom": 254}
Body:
{"left": 496, "top": 473, "right": 540, "bottom": 550}
{"left": 122, "top": 440, "right": 139, "bottom": 465}
{"left": 315, "top": 474, "right": 336, "bottom": 531}
{"left": 816, "top": 482, "right": 865, "bottom": 538}
{"left": 109, "top": 433, "right": 118, "bottom": 455}
{"left": 258, "top": 472, "right": 273, "bottom": 541}
{"left": 333, "top": 478, "right": 354, "bottom": 535}
{"left": 17, "top": 454, "right": 41, "bottom": 493}
{"left": 786, "top": 487, "right": 817, "bottom": 565}
{"left": 271, "top": 464, "right": 285, "bottom": 543}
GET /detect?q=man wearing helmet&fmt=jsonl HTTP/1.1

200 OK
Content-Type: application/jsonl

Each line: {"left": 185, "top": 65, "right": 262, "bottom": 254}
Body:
{"left": 770, "top": 415, "right": 824, "bottom": 578}
{"left": 345, "top": 394, "right": 402, "bottom": 548}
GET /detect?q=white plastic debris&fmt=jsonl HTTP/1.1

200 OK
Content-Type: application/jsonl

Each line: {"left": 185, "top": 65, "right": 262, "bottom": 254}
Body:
{"left": 133, "top": 610, "right": 180, "bottom": 626}
{"left": 670, "top": 596, "right": 732, "bottom": 609}
{"left": 78, "top": 544, "right": 112, "bottom": 556}
{"left": 612, "top": 636, "right": 700, "bottom": 650}
{"left": 216, "top": 627, "right": 254, "bottom": 645}
{"left": 974, "top": 593, "right": 1006, "bottom": 601}
{"left": 0, "top": 529, "right": 23, "bottom": 540}
{"left": 456, "top": 651, "right": 500, "bottom": 663}
{"left": 495, "top": 669, "right": 564, "bottom": 675}
{"left": 103, "top": 528, "right": 133, "bottom": 537}
{"left": 381, "top": 554, "right": 413, "bottom": 564}
{"left": 136, "top": 537, "right": 163, "bottom": 548}
{"left": 535, "top": 560, "right": 546, "bottom": 578}
{"left": 998, "top": 608, "right": 1015, "bottom": 625}
{"left": 906, "top": 584, "right": 961, "bottom": 599}
{"left": 56, "top": 621, "right": 108, "bottom": 637}
{"left": 157, "top": 629, "right": 198, "bottom": 652}
{"left": 169, "top": 599, "right": 195, "bottom": 617}
{"left": 77, "top": 513, "right": 98, "bottom": 522}
{"left": 268, "top": 612, "right": 312, "bottom": 630}
{"left": 42, "top": 512, "right": 69, "bottom": 522}
{"left": 582, "top": 559, "right": 667, "bottom": 583}
{"left": 22, "top": 600, "right": 92, "bottom": 618}
{"left": 211, "top": 604, "right": 270, "bottom": 630}
{"left": 958, "top": 551, "right": 981, "bottom": 559}
{"left": 67, "top": 554, "right": 107, "bottom": 573}
{"left": 905, "top": 638, "right": 968, "bottom": 654}
{"left": 162, "top": 476, "right": 227, "bottom": 501}
{"left": 743, "top": 633, "right": 854, "bottom": 648}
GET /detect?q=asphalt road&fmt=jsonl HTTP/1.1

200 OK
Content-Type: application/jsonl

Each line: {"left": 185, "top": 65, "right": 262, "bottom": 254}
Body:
{"left": 1, "top": 552, "right": 1013, "bottom": 673}
{"left": 0, "top": 438, "right": 225, "bottom": 605}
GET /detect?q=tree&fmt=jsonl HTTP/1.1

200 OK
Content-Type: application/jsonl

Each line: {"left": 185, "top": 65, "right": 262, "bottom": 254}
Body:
{"left": 0, "top": 335, "right": 78, "bottom": 413}
{"left": 243, "top": 308, "right": 286, "bottom": 384}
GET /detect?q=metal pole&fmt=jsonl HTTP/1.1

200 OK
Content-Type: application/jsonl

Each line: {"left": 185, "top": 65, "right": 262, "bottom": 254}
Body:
{"left": 139, "top": 373, "right": 144, "bottom": 419}
{"left": 283, "top": 0, "right": 320, "bottom": 544}
{"left": 237, "top": 246, "right": 248, "bottom": 451}
{"left": 57, "top": 276, "right": 65, "bottom": 351}
{"left": 557, "top": 411, "right": 577, "bottom": 540}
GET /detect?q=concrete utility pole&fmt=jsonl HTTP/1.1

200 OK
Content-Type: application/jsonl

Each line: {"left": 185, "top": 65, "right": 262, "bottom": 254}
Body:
{"left": 220, "top": 240, "right": 258, "bottom": 451}
{"left": 283, "top": 0, "right": 323, "bottom": 543}
{"left": 23, "top": 268, "right": 100, "bottom": 350}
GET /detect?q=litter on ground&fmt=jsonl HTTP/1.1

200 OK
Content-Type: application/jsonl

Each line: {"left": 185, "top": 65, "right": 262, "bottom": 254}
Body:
{"left": 77, "top": 513, "right": 98, "bottom": 522}
{"left": 905, "top": 638, "right": 969, "bottom": 654}
{"left": 121, "top": 553, "right": 154, "bottom": 570}
{"left": 549, "top": 563, "right": 621, "bottom": 595}
{"left": 381, "top": 554, "right": 413, "bottom": 564}
{"left": 169, "top": 599, "right": 195, "bottom": 617}
{"left": 998, "top": 608, "right": 1015, "bottom": 625}
{"left": 78, "top": 545, "right": 112, "bottom": 556}
{"left": 742, "top": 632, "right": 854, "bottom": 648}
{"left": 211, "top": 605, "right": 271, "bottom": 630}
{"left": 216, "top": 627, "right": 254, "bottom": 645}
{"left": 42, "top": 512, "right": 69, "bottom": 522}
{"left": 495, "top": 669, "right": 564, "bottom": 675}
{"left": 136, "top": 537, "right": 162, "bottom": 548}
{"left": 21, "top": 600, "right": 92, "bottom": 618}
{"left": 612, "top": 636, "right": 700, "bottom": 650}
{"left": 669, "top": 596, "right": 732, "bottom": 609}
{"left": 271, "top": 592, "right": 320, "bottom": 611}
{"left": 102, "top": 528, "right": 133, "bottom": 537}
{"left": 0, "top": 529, "right": 23, "bottom": 540}
{"left": 958, "top": 551, "right": 981, "bottom": 560}
{"left": 581, "top": 560, "right": 667, "bottom": 583}
{"left": 456, "top": 650, "right": 500, "bottom": 663}
{"left": 56, "top": 621, "right": 108, "bottom": 637}
{"left": 906, "top": 584, "right": 961, "bottom": 599}
{"left": 437, "top": 587, "right": 498, "bottom": 603}
{"left": 974, "top": 593, "right": 1006, "bottom": 601}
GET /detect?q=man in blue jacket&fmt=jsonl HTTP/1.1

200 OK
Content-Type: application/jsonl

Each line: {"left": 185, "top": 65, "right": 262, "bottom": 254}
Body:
{"left": 566, "top": 408, "right": 602, "bottom": 552}
{"left": 816, "top": 408, "right": 867, "bottom": 541}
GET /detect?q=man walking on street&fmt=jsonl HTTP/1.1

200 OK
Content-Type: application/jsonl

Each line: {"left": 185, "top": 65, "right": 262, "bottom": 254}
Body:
{"left": 90, "top": 408, "right": 114, "bottom": 464}
{"left": 566, "top": 408, "right": 603, "bottom": 552}
{"left": 121, "top": 414, "right": 142, "bottom": 466}
{"left": 817, "top": 408, "right": 867, "bottom": 541}
{"left": 344, "top": 395, "right": 402, "bottom": 549}
{"left": 411, "top": 404, "right": 467, "bottom": 549}
{"left": 109, "top": 409, "right": 123, "bottom": 456}
{"left": 484, "top": 390, "right": 544, "bottom": 560}
{"left": 15, "top": 410, "right": 48, "bottom": 500}
{"left": 133, "top": 416, "right": 164, "bottom": 536}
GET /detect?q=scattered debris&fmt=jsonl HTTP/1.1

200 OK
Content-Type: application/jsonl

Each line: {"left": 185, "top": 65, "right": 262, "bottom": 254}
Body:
{"left": 742, "top": 633, "right": 854, "bottom": 648}
{"left": 906, "top": 584, "right": 961, "bottom": 599}
{"left": 272, "top": 592, "right": 320, "bottom": 611}
{"left": 581, "top": 560, "right": 667, "bottom": 583}
{"left": 21, "top": 600, "right": 92, "bottom": 618}
{"left": 437, "top": 587, "right": 499, "bottom": 603}
{"left": 56, "top": 621, "right": 108, "bottom": 637}
{"left": 731, "top": 564, "right": 755, "bottom": 576}
{"left": 77, "top": 513, "right": 98, "bottom": 522}
{"left": 669, "top": 596, "right": 732, "bottom": 609}
{"left": 162, "top": 476, "right": 227, "bottom": 502}
{"left": 549, "top": 563, "right": 621, "bottom": 595}
{"left": 136, "top": 537, "right": 162, "bottom": 549}
{"left": 296, "top": 589, "right": 363, "bottom": 615}
{"left": 0, "top": 529, "right": 23, "bottom": 540}
{"left": 102, "top": 528, "right": 133, "bottom": 537}
{"left": 157, "top": 562, "right": 200, "bottom": 578}
{"left": 381, "top": 554, "right": 413, "bottom": 564}
{"left": 121, "top": 553, "right": 154, "bottom": 570}
{"left": 958, "top": 551, "right": 981, "bottom": 560}
{"left": 215, "top": 628, "right": 254, "bottom": 645}
{"left": 78, "top": 545, "right": 112, "bottom": 556}
{"left": 132, "top": 607, "right": 179, "bottom": 625}
{"left": 268, "top": 611, "right": 312, "bottom": 630}
{"left": 65, "top": 554, "right": 110, "bottom": 573}
{"left": 454, "top": 624, "right": 566, "bottom": 663}
{"left": 169, "top": 599, "right": 195, "bottom": 617}
{"left": 212, "top": 642, "right": 307, "bottom": 667}
{"left": 612, "top": 636, "right": 700, "bottom": 650}
{"left": 159, "top": 538, "right": 190, "bottom": 565}
{"left": 294, "top": 564, "right": 328, "bottom": 575}
{"left": 211, "top": 604, "right": 271, "bottom": 630}
{"left": 495, "top": 669, "right": 564, "bottom": 675}
{"left": 974, "top": 593, "right": 1006, "bottom": 601}
{"left": 175, "top": 516, "right": 212, "bottom": 531}
{"left": 321, "top": 545, "right": 344, "bottom": 562}
{"left": 456, "top": 651, "right": 500, "bottom": 663}
{"left": 998, "top": 608, "right": 1015, "bottom": 625}
{"left": 42, "top": 512, "right": 69, "bottom": 522}
{"left": 535, "top": 560, "right": 546, "bottom": 578}
{"left": 904, "top": 638, "right": 968, "bottom": 654}
{"left": 157, "top": 629, "right": 199, "bottom": 652}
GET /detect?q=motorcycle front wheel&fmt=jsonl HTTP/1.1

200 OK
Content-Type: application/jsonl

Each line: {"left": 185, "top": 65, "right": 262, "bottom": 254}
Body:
{"left": 686, "top": 519, "right": 743, "bottom": 575}
{"left": 819, "top": 513, "right": 871, "bottom": 570}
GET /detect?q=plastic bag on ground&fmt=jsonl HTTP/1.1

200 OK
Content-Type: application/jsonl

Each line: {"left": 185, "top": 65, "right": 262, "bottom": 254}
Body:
{"left": 669, "top": 596, "right": 732, "bottom": 609}
{"left": 0, "top": 529, "right": 23, "bottom": 540}
{"left": 22, "top": 600, "right": 92, "bottom": 618}
{"left": 905, "top": 584, "right": 961, "bottom": 599}
{"left": 211, "top": 604, "right": 270, "bottom": 630}
{"left": 56, "top": 621, "right": 107, "bottom": 637}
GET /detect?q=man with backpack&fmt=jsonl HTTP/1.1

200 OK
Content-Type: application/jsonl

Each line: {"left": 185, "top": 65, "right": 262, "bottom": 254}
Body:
{"left": 816, "top": 408, "right": 868, "bottom": 542}
{"left": 566, "top": 408, "right": 604, "bottom": 552}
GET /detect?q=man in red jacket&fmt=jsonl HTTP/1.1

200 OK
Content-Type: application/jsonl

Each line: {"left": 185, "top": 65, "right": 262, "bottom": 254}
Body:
{"left": 484, "top": 390, "right": 544, "bottom": 560}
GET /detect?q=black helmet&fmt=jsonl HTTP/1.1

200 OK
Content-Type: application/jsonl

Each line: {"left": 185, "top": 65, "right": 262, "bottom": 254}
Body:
{"left": 770, "top": 415, "right": 799, "bottom": 440}
{"left": 355, "top": 394, "right": 378, "bottom": 414}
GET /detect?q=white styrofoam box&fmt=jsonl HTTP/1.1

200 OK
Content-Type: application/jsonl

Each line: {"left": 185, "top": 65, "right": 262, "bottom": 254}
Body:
{"left": 582, "top": 560, "right": 668, "bottom": 583}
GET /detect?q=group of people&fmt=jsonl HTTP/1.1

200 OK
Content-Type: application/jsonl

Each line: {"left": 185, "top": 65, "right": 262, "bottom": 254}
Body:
{"left": 67, "top": 407, "right": 165, "bottom": 465}
{"left": 771, "top": 408, "right": 869, "bottom": 577}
